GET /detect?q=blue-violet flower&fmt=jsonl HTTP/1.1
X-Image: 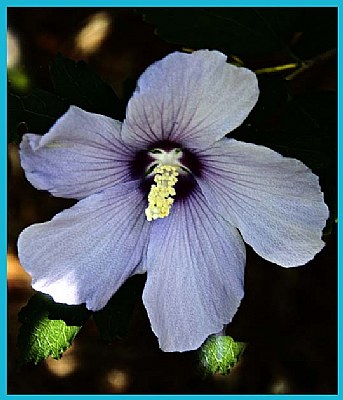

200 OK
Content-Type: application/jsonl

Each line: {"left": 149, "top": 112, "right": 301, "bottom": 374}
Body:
{"left": 18, "top": 50, "right": 329, "bottom": 352}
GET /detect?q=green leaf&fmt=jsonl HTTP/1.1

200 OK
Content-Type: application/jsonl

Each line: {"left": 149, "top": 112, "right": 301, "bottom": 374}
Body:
{"left": 17, "top": 292, "right": 91, "bottom": 365}
{"left": 7, "top": 67, "right": 31, "bottom": 93}
{"left": 7, "top": 88, "right": 68, "bottom": 143}
{"left": 235, "top": 87, "right": 336, "bottom": 173}
{"left": 8, "top": 91, "right": 23, "bottom": 143}
{"left": 50, "top": 53, "right": 123, "bottom": 119}
{"left": 8, "top": 54, "right": 124, "bottom": 143}
{"left": 279, "top": 93, "right": 336, "bottom": 170}
{"left": 93, "top": 275, "right": 145, "bottom": 342}
{"left": 141, "top": 8, "right": 301, "bottom": 57}
{"left": 199, "top": 335, "right": 247, "bottom": 375}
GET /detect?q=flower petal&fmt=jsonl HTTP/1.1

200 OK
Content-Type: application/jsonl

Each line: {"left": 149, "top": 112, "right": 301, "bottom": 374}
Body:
{"left": 197, "top": 139, "right": 329, "bottom": 267}
{"left": 143, "top": 186, "right": 246, "bottom": 352}
{"left": 20, "top": 106, "right": 133, "bottom": 199}
{"left": 121, "top": 50, "right": 259, "bottom": 150}
{"left": 17, "top": 181, "right": 150, "bottom": 311}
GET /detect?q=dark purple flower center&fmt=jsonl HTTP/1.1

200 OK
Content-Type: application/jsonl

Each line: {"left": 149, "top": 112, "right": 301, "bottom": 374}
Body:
{"left": 130, "top": 140, "right": 202, "bottom": 201}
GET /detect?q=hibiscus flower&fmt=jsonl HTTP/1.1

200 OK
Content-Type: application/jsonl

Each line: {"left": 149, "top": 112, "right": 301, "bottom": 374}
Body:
{"left": 17, "top": 50, "right": 329, "bottom": 352}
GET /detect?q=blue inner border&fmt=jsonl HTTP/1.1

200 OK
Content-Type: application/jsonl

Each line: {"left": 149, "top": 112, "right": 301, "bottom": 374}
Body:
{"left": 3, "top": 0, "right": 342, "bottom": 6}
{"left": 337, "top": 2, "right": 341, "bottom": 398}
{"left": 2, "top": 0, "right": 7, "bottom": 398}
{"left": 3, "top": 1, "right": 340, "bottom": 399}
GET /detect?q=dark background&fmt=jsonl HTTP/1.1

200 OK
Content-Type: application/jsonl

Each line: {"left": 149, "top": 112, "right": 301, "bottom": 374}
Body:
{"left": 7, "top": 7, "right": 337, "bottom": 394}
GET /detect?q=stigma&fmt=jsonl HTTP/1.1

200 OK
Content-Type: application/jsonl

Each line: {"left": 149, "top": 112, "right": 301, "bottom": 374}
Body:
{"left": 145, "top": 165, "right": 179, "bottom": 222}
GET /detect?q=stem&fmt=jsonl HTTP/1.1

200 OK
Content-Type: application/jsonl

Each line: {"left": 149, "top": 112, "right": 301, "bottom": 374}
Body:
{"left": 285, "top": 48, "right": 336, "bottom": 80}
{"left": 255, "top": 63, "right": 298, "bottom": 75}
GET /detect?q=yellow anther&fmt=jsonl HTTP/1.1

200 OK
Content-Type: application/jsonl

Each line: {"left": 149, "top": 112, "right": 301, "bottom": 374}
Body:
{"left": 145, "top": 165, "right": 179, "bottom": 222}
